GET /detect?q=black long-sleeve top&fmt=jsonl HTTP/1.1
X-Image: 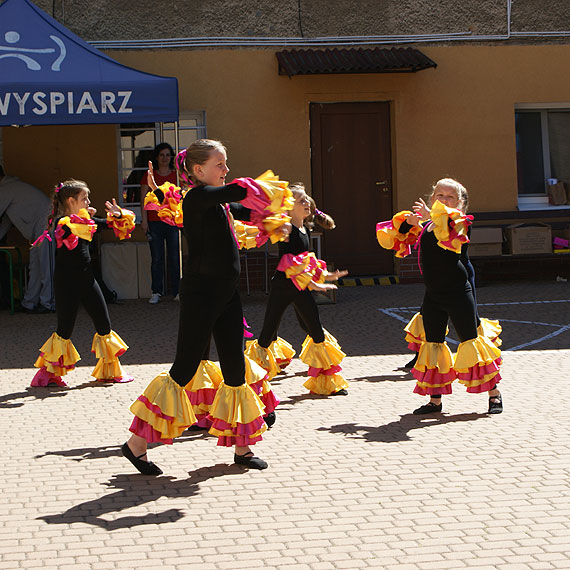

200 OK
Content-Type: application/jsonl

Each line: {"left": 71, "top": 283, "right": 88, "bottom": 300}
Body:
{"left": 274, "top": 223, "right": 310, "bottom": 281}
{"left": 399, "top": 220, "right": 469, "bottom": 293}
{"left": 182, "top": 182, "right": 251, "bottom": 278}
{"left": 54, "top": 215, "right": 108, "bottom": 272}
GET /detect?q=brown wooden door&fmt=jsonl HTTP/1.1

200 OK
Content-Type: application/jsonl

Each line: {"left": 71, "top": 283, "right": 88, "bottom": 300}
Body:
{"left": 310, "top": 101, "right": 394, "bottom": 275}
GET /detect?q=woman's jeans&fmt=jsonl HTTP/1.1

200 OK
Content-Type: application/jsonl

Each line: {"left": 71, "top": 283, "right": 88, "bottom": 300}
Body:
{"left": 147, "top": 221, "right": 180, "bottom": 296}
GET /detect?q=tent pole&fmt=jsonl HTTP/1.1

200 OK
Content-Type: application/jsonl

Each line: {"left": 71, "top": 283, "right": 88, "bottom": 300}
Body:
{"left": 174, "top": 121, "right": 182, "bottom": 285}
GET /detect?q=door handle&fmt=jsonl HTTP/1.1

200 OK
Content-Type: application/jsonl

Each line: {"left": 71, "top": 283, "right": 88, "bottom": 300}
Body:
{"left": 375, "top": 181, "right": 388, "bottom": 185}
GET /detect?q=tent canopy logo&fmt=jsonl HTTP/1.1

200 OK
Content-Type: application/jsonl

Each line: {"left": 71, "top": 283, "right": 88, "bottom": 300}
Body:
{"left": 0, "top": 30, "right": 66, "bottom": 71}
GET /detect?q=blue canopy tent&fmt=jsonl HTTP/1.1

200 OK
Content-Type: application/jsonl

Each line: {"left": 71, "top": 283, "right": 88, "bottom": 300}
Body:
{"left": 0, "top": 0, "right": 179, "bottom": 126}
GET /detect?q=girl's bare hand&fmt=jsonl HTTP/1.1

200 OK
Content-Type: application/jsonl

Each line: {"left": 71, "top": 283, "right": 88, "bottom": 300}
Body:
{"left": 308, "top": 281, "right": 337, "bottom": 292}
{"left": 147, "top": 161, "right": 158, "bottom": 191}
{"left": 324, "top": 269, "right": 348, "bottom": 281}
{"left": 405, "top": 213, "right": 422, "bottom": 227}
{"left": 104, "top": 198, "right": 122, "bottom": 217}
{"left": 413, "top": 198, "right": 430, "bottom": 219}
{"left": 87, "top": 206, "right": 97, "bottom": 216}
{"left": 279, "top": 222, "right": 292, "bottom": 242}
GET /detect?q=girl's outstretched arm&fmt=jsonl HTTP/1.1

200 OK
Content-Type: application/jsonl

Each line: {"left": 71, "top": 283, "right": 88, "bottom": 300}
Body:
{"left": 324, "top": 269, "right": 348, "bottom": 282}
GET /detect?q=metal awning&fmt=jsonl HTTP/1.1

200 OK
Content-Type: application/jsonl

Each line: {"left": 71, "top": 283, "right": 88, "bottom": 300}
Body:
{"left": 276, "top": 47, "right": 437, "bottom": 77}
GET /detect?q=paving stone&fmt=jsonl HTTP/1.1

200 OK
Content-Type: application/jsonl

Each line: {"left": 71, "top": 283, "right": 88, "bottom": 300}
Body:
{"left": 1, "top": 282, "right": 570, "bottom": 569}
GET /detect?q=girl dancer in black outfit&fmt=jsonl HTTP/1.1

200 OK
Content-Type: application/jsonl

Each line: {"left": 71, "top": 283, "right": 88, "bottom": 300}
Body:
{"left": 377, "top": 178, "right": 503, "bottom": 415}
{"left": 123, "top": 139, "right": 291, "bottom": 475}
{"left": 32, "top": 180, "right": 135, "bottom": 387}
{"left": 246, "top": 184, "right": 349, "bottom": 396}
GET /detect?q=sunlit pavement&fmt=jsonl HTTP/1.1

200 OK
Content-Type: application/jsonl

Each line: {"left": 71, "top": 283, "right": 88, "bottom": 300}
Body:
{"left": 1, "top": 280, "right": 569, "bottom": 570}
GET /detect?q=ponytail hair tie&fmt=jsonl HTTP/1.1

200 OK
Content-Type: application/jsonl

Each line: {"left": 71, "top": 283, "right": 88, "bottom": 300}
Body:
{"left": 175, "top": 149, "right": 190, "bottom": 185}
{"left": 54, "top": 182, "right": 64, "bottom": 193}
{"left": 314, "top": 208, "right": 325, "bottom": 217}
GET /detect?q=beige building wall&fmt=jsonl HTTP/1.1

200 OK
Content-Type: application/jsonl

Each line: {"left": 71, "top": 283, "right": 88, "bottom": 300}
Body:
{"left": 2, "top": 44, "right": 568, "bottom": 216}
{"left": 2, "top": 124, "right": 117, "bottom": 213}
{"left": 112, "top": 44, "right": 570, "bottom": 213}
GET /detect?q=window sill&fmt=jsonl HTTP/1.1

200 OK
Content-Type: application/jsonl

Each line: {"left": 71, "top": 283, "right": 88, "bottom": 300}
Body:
{"left": 517, "top": 196, "right": 568, "bottom": 211}
{"left": 518, "top": 202, "right": 570, "bottom": 211}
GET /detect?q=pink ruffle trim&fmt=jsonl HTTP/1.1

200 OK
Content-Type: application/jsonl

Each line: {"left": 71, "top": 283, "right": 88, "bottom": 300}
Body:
{"left": 412, "top": 368, "right": 456, "bottom": 396}
{"left": 407, "top": 341, "right": 422, "bottom": 352}
{"left": 232, "top": 177, "right": 270, "bottom": 212}
{"left": 456, "top": 358, "right": 501, "bottom": 381}
{"left": 248, "top": 380, "right": 264, "bottom": 395}
{"left": 136, "top": 395, "right": 174, "bottom": 421}
{"left": 185, "top": 388, "right": 217, "bottom": 407}
{"left": 39, "top": 352, "right": 76, "bottom": 372}
{"left": 30, "top": 368, "right": 67, "bottom": 387}
{"left": 276, "top": 358, "right": 292, "bottom": 369}
{"left": 129, "top": 417, "right": 173, "bottom": 444}
{"left": 261, "top": 391, "right": 279, "bottom": 415}
{"left": 308, "top": 364, "right": 342, "bottom": 377}
{"left": 464, "top": 374, "right": 502, "bottom": 394}
{"left": 209, "top": 416, "right": 266, "bottom": 448}
{"left": 193, "top": 415, "right": 213, "bottom": 429}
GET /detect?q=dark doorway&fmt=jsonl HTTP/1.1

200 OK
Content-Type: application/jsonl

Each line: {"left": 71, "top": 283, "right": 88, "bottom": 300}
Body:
{"left": 310, "top": 101, "right": 394, "bottom": 275}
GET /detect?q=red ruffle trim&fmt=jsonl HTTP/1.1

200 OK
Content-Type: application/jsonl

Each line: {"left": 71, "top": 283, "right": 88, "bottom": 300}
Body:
{"left": 276, "top": 357, "right": 292, "bottom": 369}
{"left": 193, "top": 415, "right": 212, "bottom": 429}
{"left": 308, "top": 364, "right": 342, "bottom": 377}
{"left": 412, "top": 368, "right": 456, "bottom": 396}
{"left": 457, "top": 358, "right": 502, "bottom": 393}
{"left": 129, "top": 417, "right": 173, "bottom": 444}
{"left": 38, "top": 353, "right": 76, "bottom": 372}
{"left": 185, "top": 388, "right": 217, "bottom": 407}
{"left": 31, "top": 368, "right": 68, "bottom": 387}
{"left": 209, "top": 416, "right": 266, "bottom": 448}
{"left": 128, "top": 395, "right": 176, "bottom": 444}
{"left": 260, "top": 391, "right": 279, "bottom": 415}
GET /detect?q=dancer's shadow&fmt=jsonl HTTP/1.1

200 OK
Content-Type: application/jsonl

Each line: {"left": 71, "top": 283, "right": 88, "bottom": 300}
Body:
{"left": 38, "top": 463, "right": 245, "bottom": 530}
{"left": 319, "top": 412, "right": 488, "bottom": 443}
{"left": 278, "top": 392, "right": 325, "bottom": 407}
{"left": 348, "top": 373, "right": 412, "bottom": 383}
{"left": 0, "top": 380, "right": 119, "bottom": 409}
{"left": 35, "top": 430, "right": 215, "bottom": 462}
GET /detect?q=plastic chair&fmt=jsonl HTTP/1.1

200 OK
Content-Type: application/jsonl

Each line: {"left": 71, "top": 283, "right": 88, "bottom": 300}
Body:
{"left": 0, "top": 246, "right": 24, "bottom": 314}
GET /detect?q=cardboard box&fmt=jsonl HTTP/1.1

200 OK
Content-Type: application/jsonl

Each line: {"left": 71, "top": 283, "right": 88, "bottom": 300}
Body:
{"left": 469, "top": 243, "right": 503, "bottom": 257}
{"left": 547, "top": 182, "right": 567, "bottom": 205}
{"left": 469, "top": 227, "right": 503, "bottom": 257}
{"left": 505, "top": 223, "right": 552, "bottom": 255}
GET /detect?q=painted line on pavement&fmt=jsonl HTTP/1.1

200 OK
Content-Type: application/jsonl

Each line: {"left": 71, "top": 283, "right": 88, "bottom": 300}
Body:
{"left": 379, "top": 299, "right": 570, "bottom": 351}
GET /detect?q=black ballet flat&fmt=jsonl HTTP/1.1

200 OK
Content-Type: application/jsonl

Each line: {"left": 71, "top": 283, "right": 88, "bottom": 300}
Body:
{"left": 264, "top": 411, "right": 276, "bottom": 428}
{"left": 234, "top": 451, "right": 268, "bottom": 470}
{"left": 331, "top": 389, "right": 348, "bottom": 396}
{"left": 121, "top": 442, "right": 163, "bottom": 476}
{"left": 413, "top": 401, "right": 443, "bottom": 415}
{"left": 404, "top": 353, "right": 419, "bottom": 370}
{"left": 488, "top": 393, "right": 503, "bottom": 414}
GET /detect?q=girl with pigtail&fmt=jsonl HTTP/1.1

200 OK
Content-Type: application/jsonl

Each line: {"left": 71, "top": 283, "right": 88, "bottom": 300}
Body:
{"left": 124, "top": 139, "right": 292, "bottom": 475}
{"left": 246, "top": 184, "right": 350, "bottom": 398}
{"left": 31, "top": 180, "right": 136, "bottom": 387}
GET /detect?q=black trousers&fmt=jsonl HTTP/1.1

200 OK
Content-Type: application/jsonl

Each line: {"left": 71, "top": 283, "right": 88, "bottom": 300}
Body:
{"left": 55, "top": 267, "right": 111, "bottom": 340}
{"left": 259, "top": 277, "right": 325, "bottom": 348}
{"left": 169, "top": 275, "right": 246, "bottom": 388}
{"left": 422, "top": 286, "right": 478, "bottom": 344}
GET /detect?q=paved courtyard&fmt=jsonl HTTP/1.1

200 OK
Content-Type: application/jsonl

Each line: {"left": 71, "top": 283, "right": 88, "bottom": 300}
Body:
{"left": 1, "top": 280, "right": 569, "bottom": 570}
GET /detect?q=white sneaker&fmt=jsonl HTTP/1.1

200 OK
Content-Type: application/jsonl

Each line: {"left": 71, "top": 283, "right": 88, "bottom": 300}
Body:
{"left": 149, "top": 293, "right": 161, "bottom": 304}
{"left": 173, "top": 294, "right": 180, "bottom": 302}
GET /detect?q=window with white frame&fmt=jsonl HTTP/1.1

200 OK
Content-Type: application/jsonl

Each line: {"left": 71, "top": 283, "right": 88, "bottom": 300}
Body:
{"left": 515, "top": 106, "right": 570, "bottom": 200}
{"left": 117, "top": 111, "right": 206, "bottom": 210}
